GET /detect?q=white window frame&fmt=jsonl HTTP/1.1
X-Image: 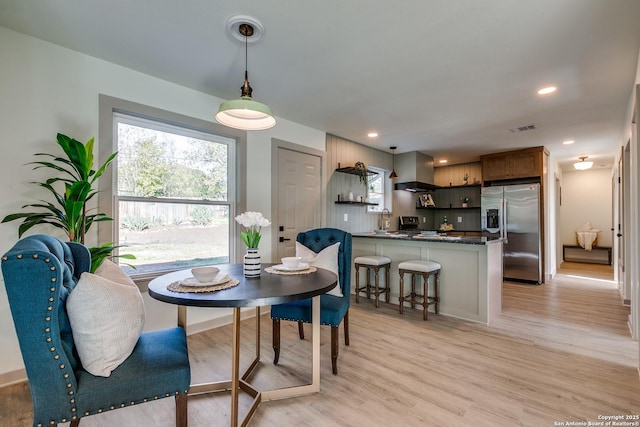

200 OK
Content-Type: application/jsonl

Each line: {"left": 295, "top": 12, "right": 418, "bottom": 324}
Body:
{"left": 367, "top": 166, "right": 387, "bottom": 213}
{"left": 98, "top": 95, "right": 247, "bottom": 280}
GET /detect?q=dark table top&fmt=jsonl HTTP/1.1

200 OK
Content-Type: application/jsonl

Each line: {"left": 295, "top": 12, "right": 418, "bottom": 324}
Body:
{"left": 147, "top": 263, "right": 338, "bottom": 308}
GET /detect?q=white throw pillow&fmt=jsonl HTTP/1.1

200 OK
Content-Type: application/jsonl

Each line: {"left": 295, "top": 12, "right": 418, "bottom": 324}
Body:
{"left": 296, "top": 241, "right": 342, "bottom": 297}
{"left": 67, "top": 260, "right": 145, "bottom": 377}
{"left": 95, "top": 258, "right": 137, "bottom": 286}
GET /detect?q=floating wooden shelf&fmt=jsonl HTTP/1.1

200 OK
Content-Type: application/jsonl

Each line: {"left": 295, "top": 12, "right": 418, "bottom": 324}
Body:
{"left": 335, "top": 165, "right": 378, "bottom": 176}
{"left": 416, "top": 206, "right": 480, "bottom": 210}
{"left": 439, "top": 183, "right": 482, "bottom": 189}
{"left": 335, "top": 201, "right": 378, "bottom": 206}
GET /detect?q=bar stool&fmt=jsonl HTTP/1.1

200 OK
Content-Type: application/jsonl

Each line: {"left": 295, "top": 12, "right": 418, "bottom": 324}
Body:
{"left": 354, "top": 255, "right": 391, "bottom": 308}
{"left": 398, "top": 260, "right": 441, "bottom": 320}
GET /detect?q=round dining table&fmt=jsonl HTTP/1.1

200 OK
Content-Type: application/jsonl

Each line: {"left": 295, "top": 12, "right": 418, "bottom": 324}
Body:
{"left": 148, "top": 263, "right": 338, "bottom": 427}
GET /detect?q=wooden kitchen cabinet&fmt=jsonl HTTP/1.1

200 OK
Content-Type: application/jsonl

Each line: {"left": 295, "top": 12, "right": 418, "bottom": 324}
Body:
{"left": 481, "top": 146, "right": 547, "bottom": 184}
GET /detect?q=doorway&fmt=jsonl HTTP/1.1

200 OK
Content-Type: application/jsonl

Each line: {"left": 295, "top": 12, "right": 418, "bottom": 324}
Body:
{"left": 271, "top": 140, "right": 325, "bottom": 261}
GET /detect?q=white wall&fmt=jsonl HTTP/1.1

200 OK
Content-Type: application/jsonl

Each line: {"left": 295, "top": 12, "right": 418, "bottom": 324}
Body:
{"left": 0, "top": 26, "right": 324, "bottom": 379}
{"left": 560, "top": 168, "right": 613, "bottom": 248}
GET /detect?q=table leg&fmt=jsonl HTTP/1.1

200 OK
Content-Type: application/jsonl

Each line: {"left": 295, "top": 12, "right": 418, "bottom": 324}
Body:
{"left": 311, "top": 294, "right": 320, "bottom": 389}
{"left": 231, "top": 307, "right": 241, "bottom": 427}
{"left": 261, "top": 294, "right": 321, "bottom": 400}
{"left": 188, "top": 298, "right": 321, "bottom": 425}
{"left": 177, "top": 305, "right": 187, "bottom": 329}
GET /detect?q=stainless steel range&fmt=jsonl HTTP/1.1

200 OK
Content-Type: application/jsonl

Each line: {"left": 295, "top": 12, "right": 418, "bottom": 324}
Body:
{"left": 399, "top": 216, "right": 419, "bottom": 231}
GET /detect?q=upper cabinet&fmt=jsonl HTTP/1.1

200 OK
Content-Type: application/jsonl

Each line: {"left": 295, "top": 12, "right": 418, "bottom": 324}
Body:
{"left": 434, "top": 162, "right": 482, "bottom": 187}
{"left": 480, "top": 146, "right": 548, "bottom": 184}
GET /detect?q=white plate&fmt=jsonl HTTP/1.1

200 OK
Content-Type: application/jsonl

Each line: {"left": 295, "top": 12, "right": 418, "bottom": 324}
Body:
{"left": 181, "top": 273, "right": 231, "bottom": 287}
{"left": 272, "top": 263, "right": 310, "bottom": 272}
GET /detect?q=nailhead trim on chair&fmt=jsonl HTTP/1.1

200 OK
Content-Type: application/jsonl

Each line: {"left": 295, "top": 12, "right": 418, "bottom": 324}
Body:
{"left": 77, "top": 389, "right": 187, "bottom": 418}
{"left": 276, "top": 316, "right": 339, "bottom": 327}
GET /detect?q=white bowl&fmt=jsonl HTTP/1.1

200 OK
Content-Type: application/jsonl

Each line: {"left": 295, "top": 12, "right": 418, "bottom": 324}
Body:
{"left": 281, "top": 257, "right": 302, "bottom": 269}
{"left": 191, "top": 266, "right": 220, "bottom": 282}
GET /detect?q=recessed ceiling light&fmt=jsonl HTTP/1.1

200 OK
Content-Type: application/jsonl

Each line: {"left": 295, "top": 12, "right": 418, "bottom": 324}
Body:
{"left": 439, "top": 159, "right": 448, "bottom": 164}
{"left": 537, "top": 86, "right": 557, "bottom": 95}
{"left": 367, "top": 132, "right": 378, "bottom": 138}
{"left": 563, "top": 140, "right": 575, "bottom": 145}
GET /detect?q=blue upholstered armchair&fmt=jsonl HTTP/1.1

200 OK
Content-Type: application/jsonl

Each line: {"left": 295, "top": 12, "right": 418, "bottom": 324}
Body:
{"left": 1, "top": 235, "right": 191, "bottom": 427}
{"left": 270, "top": 228, "right": 352, "bottom": 375}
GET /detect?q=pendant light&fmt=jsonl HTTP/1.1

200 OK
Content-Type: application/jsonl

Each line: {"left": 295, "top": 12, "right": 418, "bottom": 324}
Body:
{"left": 389, "top": 146, "right": 398, "bottom": 179}
{"left": 215, "top": 21, "right": 276, "bottom": 131}
{"left": 573, "top": 156, "right": 593, "bottom": 170}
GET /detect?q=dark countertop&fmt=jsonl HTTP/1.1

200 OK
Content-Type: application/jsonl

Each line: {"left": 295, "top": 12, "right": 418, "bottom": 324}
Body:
{"left": 352, "top": 232, "right": 502, "bottom": 245}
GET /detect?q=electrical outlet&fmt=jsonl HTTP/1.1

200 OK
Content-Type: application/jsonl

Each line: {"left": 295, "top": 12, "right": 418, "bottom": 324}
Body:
{"left": 423, "top": 217, "right": 426, "bottom": 222}
{"left": 344, "top": 213, "right": 348, "bottom": 222}
{"left": 457, "top": 216, "right": 463, "bottom": 223}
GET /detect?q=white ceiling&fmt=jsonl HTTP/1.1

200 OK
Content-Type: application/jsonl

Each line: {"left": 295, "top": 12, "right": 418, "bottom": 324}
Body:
{"left": 2, "top": 1, "right": 640, "bottom": 170}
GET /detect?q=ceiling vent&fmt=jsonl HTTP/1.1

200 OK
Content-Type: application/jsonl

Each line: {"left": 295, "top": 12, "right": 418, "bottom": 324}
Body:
{"left": 509, "top": 124, "right": 537, "bottom": 133}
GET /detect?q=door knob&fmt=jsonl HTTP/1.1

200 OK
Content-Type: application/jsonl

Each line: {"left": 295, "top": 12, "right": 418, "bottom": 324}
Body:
{"left": 617, "top": 233, "right": 622, "bottom": 237}
{"left": 279, "top": 237, "right": 291, "bottom": 243}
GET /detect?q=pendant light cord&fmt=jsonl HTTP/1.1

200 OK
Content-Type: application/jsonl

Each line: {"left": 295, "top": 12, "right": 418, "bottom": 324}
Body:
{"left": 240, "top": 23, "right": 253, "bottom": 98}
{"left": 244, "top": 27, "right": 248, "bottom": 77}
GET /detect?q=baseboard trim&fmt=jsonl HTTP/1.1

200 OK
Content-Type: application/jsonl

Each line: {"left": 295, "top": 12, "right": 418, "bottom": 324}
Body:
{"left": 0, "top": 368, "right": 27, "bottom": 389}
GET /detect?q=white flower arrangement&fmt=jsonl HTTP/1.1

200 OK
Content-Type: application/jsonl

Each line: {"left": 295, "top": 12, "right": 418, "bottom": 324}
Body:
{"left": 234, "top": 211, "right": 271, "bottom": 248}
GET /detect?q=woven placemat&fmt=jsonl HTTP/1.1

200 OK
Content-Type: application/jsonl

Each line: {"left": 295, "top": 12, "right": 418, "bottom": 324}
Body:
{"left": 167, "top": 278, "right": 240, "bottom": 293}
{"left": 265, "top": 266, "right": 317, "bottom": 275}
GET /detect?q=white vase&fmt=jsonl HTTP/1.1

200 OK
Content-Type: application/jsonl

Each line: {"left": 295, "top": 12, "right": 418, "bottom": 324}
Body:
{"left": 243, "top": 248, "right": 261, "bottom": 278}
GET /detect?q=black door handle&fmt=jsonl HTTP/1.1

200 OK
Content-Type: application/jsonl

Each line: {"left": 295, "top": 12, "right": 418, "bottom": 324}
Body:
{"left": 279, "top": 237, "right": 291, "bottom": 243}
{"left": 617, "top": 233, "right": 622, "bottom": 237}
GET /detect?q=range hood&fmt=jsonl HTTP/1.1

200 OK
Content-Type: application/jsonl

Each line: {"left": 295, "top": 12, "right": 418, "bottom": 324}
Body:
{"left": 393, "top": 151, "right": 436, "bottom": 192}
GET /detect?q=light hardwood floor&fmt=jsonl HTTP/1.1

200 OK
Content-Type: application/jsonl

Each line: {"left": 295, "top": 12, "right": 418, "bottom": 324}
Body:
{"left": 1, "top": 262, "right": 639, "bottom": 426}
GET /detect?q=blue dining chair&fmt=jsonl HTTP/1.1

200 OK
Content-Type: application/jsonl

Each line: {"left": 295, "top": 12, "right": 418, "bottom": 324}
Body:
{"left": 271, "top": 228, "right": 352, "bottom": 375}
{"left": 1, "top": 235, "right": 191, "bottom": 427}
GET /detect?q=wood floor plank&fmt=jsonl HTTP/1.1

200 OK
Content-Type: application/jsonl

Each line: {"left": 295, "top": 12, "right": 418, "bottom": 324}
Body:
{"left": 1, "top": 263, "right": 638, "bottom": 426}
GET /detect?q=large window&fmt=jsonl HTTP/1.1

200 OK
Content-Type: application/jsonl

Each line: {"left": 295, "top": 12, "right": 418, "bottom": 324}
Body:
{"left": 113, "top": 113, "right": 236, "bottom": 275}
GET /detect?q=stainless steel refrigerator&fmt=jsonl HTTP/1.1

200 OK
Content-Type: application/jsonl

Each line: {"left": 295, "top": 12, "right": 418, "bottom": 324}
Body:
{"left": 481, "top": 183, "right": 542, "bottom": 284}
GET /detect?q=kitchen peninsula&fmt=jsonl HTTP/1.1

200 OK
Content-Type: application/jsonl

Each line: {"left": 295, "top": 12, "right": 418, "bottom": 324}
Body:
{"left": 352, "top": 233, "right": 503, "bottom": 324}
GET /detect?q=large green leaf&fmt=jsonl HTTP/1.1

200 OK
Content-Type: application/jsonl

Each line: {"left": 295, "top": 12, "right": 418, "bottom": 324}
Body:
{"left": 92, "top": 151, "right": 118, "bottom": 182}
{"left": 89, "top": 242, "right": 136, "bottom": 273}
{"left": 56, "top": 133, "right": 90, "bottom": 180}
{"left": 3, "top": 132, "right": 117, "bottom": 245}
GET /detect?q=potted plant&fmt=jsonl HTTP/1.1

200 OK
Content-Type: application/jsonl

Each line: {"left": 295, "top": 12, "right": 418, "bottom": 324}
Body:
{"left": 354, "top": 161, "right": 369, "bottom": 186}
{"left": 461, "top": 196, "right": 470, "bottom": 208}
{"left": 2, "top": 133, "right": 133, "bottom": 272}
{"left": 463, "top": 173, "right": 469, "bottom": 185}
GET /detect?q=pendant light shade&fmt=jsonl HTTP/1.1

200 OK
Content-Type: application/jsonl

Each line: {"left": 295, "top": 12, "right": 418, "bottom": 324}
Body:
{"left": 389, "top": 146, "right": 398, "bottom": 179}
{"left": 573, "top": 156, "right": 593, "bottom": 170}
{"left": 215, "top": 21, "right": 276, "bottom": 131}
{"left": 216, "top": 96, "right": 276, "bottom": 130}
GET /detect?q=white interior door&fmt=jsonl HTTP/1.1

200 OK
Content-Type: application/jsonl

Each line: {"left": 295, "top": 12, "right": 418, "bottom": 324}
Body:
{"left": 616, "top": 151, "right": 626, "bottom": 302}
{"left": 275, "top": 147, "right": 322, "bottom": 260}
